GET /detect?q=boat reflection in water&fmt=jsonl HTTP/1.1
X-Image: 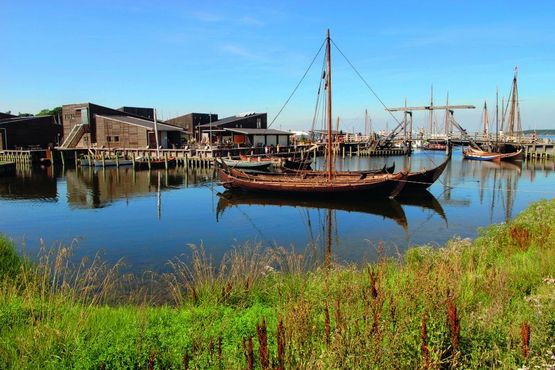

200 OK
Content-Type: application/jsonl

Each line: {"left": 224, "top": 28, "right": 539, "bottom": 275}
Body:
{"left": 216, "top": 189, "right": 447, "bottom": 266}
{"left": 216, "top": 189, "right": 448, "bottom": 231}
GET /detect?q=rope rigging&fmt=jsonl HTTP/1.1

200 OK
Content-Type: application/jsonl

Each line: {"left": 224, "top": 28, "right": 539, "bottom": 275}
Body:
{"left": 268, "top": 39, "right": 326, "bottom": 128}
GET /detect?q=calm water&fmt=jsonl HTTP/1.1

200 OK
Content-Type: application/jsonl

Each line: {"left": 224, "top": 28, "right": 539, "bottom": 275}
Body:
{"left": 1, "top": 149, "right": 554, "bottom": 272}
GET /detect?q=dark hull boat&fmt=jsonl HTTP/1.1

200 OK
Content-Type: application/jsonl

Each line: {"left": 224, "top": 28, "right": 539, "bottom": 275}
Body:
{"left": 216, "top": 190, "right": 408, "bottom": 230}
{"left": 216, "top": 30, "right": 407, "bottom": 199}
{"left": 282, "top": 158, "right": 313, "bottom": 170}
{"left": 283, "top": 162, "right": 395, "bottom": 176}
{"left": 400, "top": 153, "right": 451, "bottom": 193}
{"left": 217, "top": 162, "right": 408, "bottom": 197}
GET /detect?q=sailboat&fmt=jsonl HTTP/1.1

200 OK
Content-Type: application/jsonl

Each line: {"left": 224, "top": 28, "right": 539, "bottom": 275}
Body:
{"left": 134, "top": 109, "right": 177, "bottom": 169}
{"left": 216, "top": 30, "right": 408, "bottom": 198}
{"left": 463, "top": 69, "right": 523, "bottom": 162}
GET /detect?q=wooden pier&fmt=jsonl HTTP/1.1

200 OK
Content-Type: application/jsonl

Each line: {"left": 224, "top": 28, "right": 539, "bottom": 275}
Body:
{"left": 522, "top": 143, "right": 555, "bottom": 159}
{"left": 0, "top": 149, "right": 45, "bottom": 164}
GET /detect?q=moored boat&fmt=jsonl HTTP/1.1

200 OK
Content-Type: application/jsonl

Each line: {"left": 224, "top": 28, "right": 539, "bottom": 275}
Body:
{"left": 216, "top": 30, "right": 409, "bottom": 199}
{"left": 462, "top": 147, "right": 523, "bottom": 162}
{"left": 400, "top": 152, "right": 451, "bottom": 193}
{"left": 134, "top": 157, "right": 177, "bottom": 169}
{"left": 222, "top": 159, "right": 273, "bottom": 170}
{"left": 93, "top": 159, "right": 133, "bottom": 167}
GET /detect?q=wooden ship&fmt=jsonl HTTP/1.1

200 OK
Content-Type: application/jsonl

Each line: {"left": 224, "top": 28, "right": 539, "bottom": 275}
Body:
{"left": 216, "top": 30, "right": 413, "bottom": 198}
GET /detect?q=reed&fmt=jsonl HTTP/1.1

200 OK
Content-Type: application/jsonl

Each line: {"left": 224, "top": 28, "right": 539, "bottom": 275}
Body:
{"left": 421, "top": 312, "right": 430, "bottom": 369}
{"left": 277, "top": 320, "right": 286, "bottom": 370}
{"left": 256, "top": 319, "right": 269, "bottom": 370}
{"left": 521, "top": 321, "right": 531, "bottom": 360}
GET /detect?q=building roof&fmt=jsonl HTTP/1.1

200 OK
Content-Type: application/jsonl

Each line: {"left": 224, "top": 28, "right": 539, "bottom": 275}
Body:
{"left": 96, "top": 115, "right": 183, "bottom": 132}
{"left": 224, "top": 128, "right": 291, "bottom": 135}
{"left": 197, "top": 112, "right": 266, "bottom": 128}
{"left": 0, "top": 112, "right": 16, "bottom": 119}
{"left": 0, "top": 115, "right": 55, "bottom": 125}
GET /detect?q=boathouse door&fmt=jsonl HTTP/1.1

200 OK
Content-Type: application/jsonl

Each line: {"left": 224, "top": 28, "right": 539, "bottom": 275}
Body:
{"left": 0, "top": 128, "right": 6, "bottom": 150}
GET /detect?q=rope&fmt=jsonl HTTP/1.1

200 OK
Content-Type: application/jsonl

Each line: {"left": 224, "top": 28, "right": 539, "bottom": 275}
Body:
{"left": 269, "top": 39, "right": 326, "bottom": 128}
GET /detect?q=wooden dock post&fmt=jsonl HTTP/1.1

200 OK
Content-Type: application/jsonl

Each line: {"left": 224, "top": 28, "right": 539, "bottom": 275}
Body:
{"left": 101, "top": 151, "right": 105, "bottom": 168}
{"left": 115, "top": 152, "right": 119, "bottom": 168}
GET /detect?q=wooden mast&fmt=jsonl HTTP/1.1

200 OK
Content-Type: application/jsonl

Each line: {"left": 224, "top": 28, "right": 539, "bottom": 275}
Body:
{"left": 482, "top": 101, "right": 489, "bottom": 136}
{"left": 495, "top": 87, "right": 499, "bottom": 145}
{"left": 154, "top": 109, "right": 160, "bottom": 157}
{"left": 326, "top": 29, "right": 333, "bottom": 180}
{"left": 508, "top": 67, "right": 518, "bottom": 137}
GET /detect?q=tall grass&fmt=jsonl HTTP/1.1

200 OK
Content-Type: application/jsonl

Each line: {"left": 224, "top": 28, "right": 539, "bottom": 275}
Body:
{"left": 1, "top": 199, "right": 554, "bottom": 368}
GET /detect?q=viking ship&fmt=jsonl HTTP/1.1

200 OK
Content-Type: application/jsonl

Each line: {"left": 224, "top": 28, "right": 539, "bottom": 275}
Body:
{"left": 463, "top": 68, "right": 523, "bottom": 162}
{"left": 216, "top": 30, "right": 409, "bottom": 198}
{"left": 400, "top": 150, "right": 451, "bottom": 193}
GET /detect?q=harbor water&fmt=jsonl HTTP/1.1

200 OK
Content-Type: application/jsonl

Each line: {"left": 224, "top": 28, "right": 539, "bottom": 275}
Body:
{"left": 1, "top": 149, "right": 554, "bottom": 272}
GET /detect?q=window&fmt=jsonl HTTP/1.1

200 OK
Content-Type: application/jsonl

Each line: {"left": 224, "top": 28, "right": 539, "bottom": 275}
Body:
{"left": 114, "top": 136, "right": 120, "bottom": 142}
{"left": 107, "top": 136, "right": 112, "bottom": 142}
{"left": 257, "top": 118, "right": 261, "bottom": 128}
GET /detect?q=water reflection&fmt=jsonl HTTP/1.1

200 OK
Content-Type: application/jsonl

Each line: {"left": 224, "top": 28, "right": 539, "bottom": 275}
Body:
{"left": 65, "top": 167, "right": 216, "bottom": 209}
{"left": 216, "top": 190, "right": 409, "bottom": 230}
{"left": 0, "top": 166, "right": 57, "bottom": 201}
{"left": 0, "top": 155, "right": 554, "bottom": 272}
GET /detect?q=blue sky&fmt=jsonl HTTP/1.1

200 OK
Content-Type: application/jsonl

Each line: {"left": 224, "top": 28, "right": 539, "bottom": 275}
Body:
{"left": 1, "top": 0, "right": 554, "bottom": 132}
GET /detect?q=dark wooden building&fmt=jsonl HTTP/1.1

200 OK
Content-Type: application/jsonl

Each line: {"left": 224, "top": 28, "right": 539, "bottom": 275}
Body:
{"left": 0, "top": 115, "right": 62, "bottom": 150}
{"left": 166, "top": 113, "right": 218, "bottom": 139}
{"left": 61, "top": 103, "right": 182, "bottom": 149}
{"left": 95, "top": 115, "right": 182, "bottom": 148}
{"left": 224, "top": 128, "right": 291, "bottom": 147}
{"left": 117, "top": 107, "right": 154, "bottom": 120}
{"left": 196, "top": 112, "right": 267, "bottom": 143}
{"left": 0, "top": 112, "right": 16, "bottom": 120}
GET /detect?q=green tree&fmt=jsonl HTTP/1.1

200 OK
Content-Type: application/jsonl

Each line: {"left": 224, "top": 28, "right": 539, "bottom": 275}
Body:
{"left": 36, "top": 107, "right": 62, "bottom": 116}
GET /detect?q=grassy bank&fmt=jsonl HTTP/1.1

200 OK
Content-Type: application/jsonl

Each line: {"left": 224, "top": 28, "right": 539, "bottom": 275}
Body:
{"left": 1, "top": 200, "right": 554, "bottom": 369}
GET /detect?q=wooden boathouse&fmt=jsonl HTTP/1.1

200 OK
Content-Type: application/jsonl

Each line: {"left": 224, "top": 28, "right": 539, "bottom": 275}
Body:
{"left": 60, "top": 103, "right": 183, "bottom": 149}
{"left": 0, "top": 115, "right": 62, "bottom": 150}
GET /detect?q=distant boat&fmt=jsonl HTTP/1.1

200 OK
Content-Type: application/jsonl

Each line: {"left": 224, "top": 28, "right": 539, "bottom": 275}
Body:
{"left": 463, "top": 147, "right": 523, "bottom": 162}
{"left": 134, "top": 157, "right": 177, "bottom": 170}
{"left": 422, "top": 142, "right": 447, "bottom": 151}
{"left": 222, "top": 159, "right": 273, "bottom": 170}
{"left": 93, "top": 159, "right": 133, "bottom": 167}
{"left": 463, "top": 68, "right": 523, "bottom": 162}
